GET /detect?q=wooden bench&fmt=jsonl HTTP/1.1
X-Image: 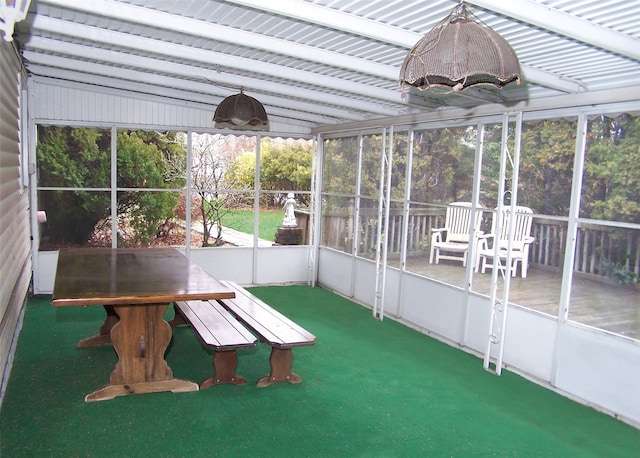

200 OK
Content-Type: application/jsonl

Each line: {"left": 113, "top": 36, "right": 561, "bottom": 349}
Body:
{"left": 171, "top": 299, "right": 257, "bottom": 389}
{"left": 217, "top": 281, "right": 316, "bottom": 387}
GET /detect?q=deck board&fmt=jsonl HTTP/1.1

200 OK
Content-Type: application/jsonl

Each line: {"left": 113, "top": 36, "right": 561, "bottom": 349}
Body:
{"left": 404, "top": 255, "right": 640, "bottom": 340}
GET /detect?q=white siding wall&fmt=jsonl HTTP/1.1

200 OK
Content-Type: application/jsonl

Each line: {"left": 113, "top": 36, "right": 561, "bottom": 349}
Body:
{"left": 0, "top": 41, "right": 32, "bottom": 395}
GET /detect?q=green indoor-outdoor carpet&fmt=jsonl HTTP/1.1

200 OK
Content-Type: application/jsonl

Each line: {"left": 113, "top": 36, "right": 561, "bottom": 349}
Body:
{"left": 0, "top": 286, "right": 638, "bottom": 457}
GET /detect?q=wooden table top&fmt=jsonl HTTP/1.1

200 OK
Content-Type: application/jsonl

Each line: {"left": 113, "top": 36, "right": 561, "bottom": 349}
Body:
{"left": 52, "top": 247, "right": 235, "bottom": 307}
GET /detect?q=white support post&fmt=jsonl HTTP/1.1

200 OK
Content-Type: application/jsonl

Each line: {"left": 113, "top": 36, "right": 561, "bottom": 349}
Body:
{"left": 373, "top": 128, "right": 390, "bottom": 320}
{"left": 110, "top": 126, "right": 118, "bottom": 248}
{"left": 484, "top": 112, "right": 523, "bottom": 375}
{"left": 350, "top": 135, "right": 364, "bottom": 297}
{"left": 252, "top": 136, "right": 261, "bottom": 284}
{"left": 185, "top": 131, "right": 193, "bottom": 256}
{"left": 461, "top": 123, "right": 485, "bottom": 343}
{"left": 397, "top": 129, "right": 414, "bottom": 318}
{"left": 551, "top": 112, "right": 588, "bottom": 385}
{"left": 308, "top": 134, "right": 322, "bottom": 287}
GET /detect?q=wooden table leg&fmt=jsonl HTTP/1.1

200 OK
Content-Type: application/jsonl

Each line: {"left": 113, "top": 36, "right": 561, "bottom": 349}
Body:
{"left": 77, "top": 305, "right": 119, "bottom": 348}
{"left": 85, "top": 303, "right": 198, "bottom": 402}
{"left": 256, "top": 347, "right": 302, "bottom": 387}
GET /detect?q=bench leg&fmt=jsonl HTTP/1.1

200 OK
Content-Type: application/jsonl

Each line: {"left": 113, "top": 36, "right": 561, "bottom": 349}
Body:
{"left": 168, "top": 303, "right": 187, "bottom": 327}
{"left": 200, "top": 350, "right": 247, "bottom": 388}
{"left": 256, "top": 347, "right": 302, "bottom": 387}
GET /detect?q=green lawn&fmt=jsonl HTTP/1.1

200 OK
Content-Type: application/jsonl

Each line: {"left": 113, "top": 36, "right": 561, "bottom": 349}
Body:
{"left": 222, "top": 209, "right": 283, "bottom": 240}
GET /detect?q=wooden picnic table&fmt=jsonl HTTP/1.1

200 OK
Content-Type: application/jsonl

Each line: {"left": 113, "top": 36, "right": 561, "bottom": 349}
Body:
{"left": 52, "top": 247, "right": 235, "bottom": 401}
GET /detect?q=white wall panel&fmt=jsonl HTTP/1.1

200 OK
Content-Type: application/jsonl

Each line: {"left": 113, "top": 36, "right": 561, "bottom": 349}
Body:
{"left": 502, "top": 307, "right": 557, "bottom": 381}
{"left": 353, "top": 258, "right": 377, "bottom": 306}
{"left": 399, "top": 274, "right": 466, "bottom": 342}
{"left": 463, "top": 294, "right": 492, "bottom": 352}
{"left": 256, "top": 246, "right": 310, "bottom": 285}
{"left": 381, "top": 268, "right": 401, "bottom": 317}
{"left": 34, "top": 251, "right": 58, "bottom": 294}
{"left": 189, "top": 247, "right": 254, "bottom": 285}
{"left": 317, "top": 248, "right": 354, "bottom": 297}
{"left": 30, "top": 78, "right": 310, "bottom": 135}
{"left": 555, "top": 325, "right": 640, "bottom": 425}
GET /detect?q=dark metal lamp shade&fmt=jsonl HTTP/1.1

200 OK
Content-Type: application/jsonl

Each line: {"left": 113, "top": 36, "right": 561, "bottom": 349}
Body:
{"left": 213, "top": 91, "right": 269, "bottom": 131}
{"left": 399, "top": 4, "right": 521, "bottom": 92}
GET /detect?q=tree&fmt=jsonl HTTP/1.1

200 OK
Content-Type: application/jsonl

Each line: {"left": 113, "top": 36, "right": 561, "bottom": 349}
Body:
{"left": 260, "top": 139, "right": 312, "bottom": 196}
{"left": 37, "top": 127, "right": 185, "bottom": 246}
{"left": 322, "top": 136, "right": 359, "bottom": 195}
{"left": 410, "top": 127, "right": 474, "bottom": 204}
{"left": 519, "top": 119, "right": 576, "bottom": 215}
{"left": 115, "top": 130, "right": 185, "bottom": 244}
{"left": 226, "top": 138, "right": 312, "bottom": 206}
{"left": 190, "top": 133, "right": 248, "bottom": 247}
{"left": 583, "top": 114, "right": 640, "bottom": 224}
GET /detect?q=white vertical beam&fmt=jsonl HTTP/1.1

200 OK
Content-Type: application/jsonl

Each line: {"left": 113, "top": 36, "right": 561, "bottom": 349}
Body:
{"left": 484, "top": 112, "right": 523, "bottom": 375}
{"left": 462, "top": 122, "right": 485, "bottom": 343}
{"left": 185, "top": 131, "right": 193, "bottom": 256}
{"left": 396, "top": 128, "right": 414, "bottom": 318}
{"left": 308, "top": 135, "right": 323, "bottom": 287}
{"left": 373, "top": 128, "right": 389, "bottom": 320}
{"left": 551, "top": 112, "right": 588, "bottom": 385}
{"left": 351, "top": 135, "right": 364, "bottom": 298}
{"left": 110, "top": 126, "right": 117, "bottom": 248}
{"left": 252, "top": 135, "right": 261, "bottom": 284}
{"left": 224, "top": 0, "right": 592, "bottom": 92}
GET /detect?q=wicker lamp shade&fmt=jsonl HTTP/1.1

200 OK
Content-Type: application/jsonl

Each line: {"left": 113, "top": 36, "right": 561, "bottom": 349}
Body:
{"left": 399, "top": 4, "right": 520, "bottom": 92}
{"left": 213, "top": 91, "right": 269, "bottom": 131}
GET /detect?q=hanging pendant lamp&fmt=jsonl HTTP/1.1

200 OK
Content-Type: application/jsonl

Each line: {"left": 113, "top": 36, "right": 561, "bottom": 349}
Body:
{"left": 399, "top": 3, "right": 520, "bottom": 93}
{"left": 213, "top": 90, "right": 269, "bottom": 131}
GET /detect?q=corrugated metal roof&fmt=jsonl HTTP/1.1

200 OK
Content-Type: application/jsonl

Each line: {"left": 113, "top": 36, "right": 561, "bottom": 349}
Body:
{"left": 13, "top": 0, "right": 640, "bottom": 131}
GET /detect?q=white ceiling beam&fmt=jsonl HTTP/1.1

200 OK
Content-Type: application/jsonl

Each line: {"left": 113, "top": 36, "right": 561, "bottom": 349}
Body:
{"left": 24, "top": 37, "right": 398, "bottom": 118}
{"left": 225, "top": 0, "right": 423, "bottom": 47}
{"left": 23, "top": 59, "right": 354, "bottom": 126}
{"left": 30, "top": 15, "right": 404, "bottom": 112}
{"left": 23, "top": 34, "right": 401, "bottom": 122}
{"left": 27, "top": 67, "right": 339, "bottom": 127}
{"left": 312, "top": 87, "right": 640, "bottom": 135}
{"left": 30, "top": 73, "right": 319, "bottom": 129}
{"left": 466, "top": 0, "right": 640, "bottom": 61}
{"left": 41, "top": 0, "right": 582, "bottom": 95}
{"left": 38, "top": 0, "right": 397, "bottom": 79}
{"left": 223, "top": 0, "right": 589, "bottom": 93}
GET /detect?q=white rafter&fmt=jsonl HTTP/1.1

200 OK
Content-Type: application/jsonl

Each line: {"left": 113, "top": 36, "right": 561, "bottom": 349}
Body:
{"left": 38, "top": 0, "right": 397, "bottom": 79}
{"left": 21, "top": 0, "right": 640, "bottom": 127}
{"left": 466, "top": 0, "right": 640, "bottom": 61}
{"left": 24, "top": 37, "right": 396, "bottom": 120}
{"left": 28, "top": 15, "right": 403, "bottom": 113}
{"left": 224, "top": 0, "right": 591, "bottom": 93}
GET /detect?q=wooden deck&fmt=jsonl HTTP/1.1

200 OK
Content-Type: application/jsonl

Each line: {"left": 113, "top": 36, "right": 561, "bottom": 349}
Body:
{"left": 403, "top": 255, "right": 640, "bottom": 341}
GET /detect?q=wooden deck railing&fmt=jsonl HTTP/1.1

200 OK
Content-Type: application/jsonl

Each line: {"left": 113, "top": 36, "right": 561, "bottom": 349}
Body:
{"left": 321, "top": 207, "right": 640, "bottom": 281}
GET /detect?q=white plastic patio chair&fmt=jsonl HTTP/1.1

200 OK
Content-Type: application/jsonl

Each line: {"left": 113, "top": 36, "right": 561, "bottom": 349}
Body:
{"left": 475, "top": 206, "right": 535, "bottom": 278}
{"left": 429, "top": 202, "right": 483, "bottom": 267}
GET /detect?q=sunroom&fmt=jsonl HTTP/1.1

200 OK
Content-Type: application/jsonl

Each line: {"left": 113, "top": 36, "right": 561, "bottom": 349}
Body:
{"left": 1, "top": 0, "right": 639, "bottom": 441}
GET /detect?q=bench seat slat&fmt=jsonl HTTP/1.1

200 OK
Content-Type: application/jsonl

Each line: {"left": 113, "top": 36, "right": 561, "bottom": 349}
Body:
{"left": 175, "top": 300, "right": 256, "bottom": 349}
{"left": 219, "top": 281, "right": 316, "bottom": 348}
